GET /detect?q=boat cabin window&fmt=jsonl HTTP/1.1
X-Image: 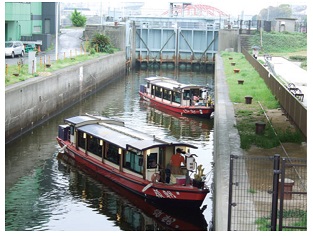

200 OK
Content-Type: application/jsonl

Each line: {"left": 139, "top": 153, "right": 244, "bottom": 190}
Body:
{"left": 147, "top": 153, "right": 157, "bottom": 169}
{"left": 124, "top": 151, "right": 143, "bottom": 175}
{"left": 172, "top": 91, "right": 181, "bottom": 104}
{"left": 162, "top": 89, "right": 171, "bottom": 101}
{"left": 77, "top": 131, "right": 86, "bottom": 149}
{"left": 106, "top": 143, "right": 120, "bottom": 165}
{"left": 70, "top": 125, "right": 75, "bottom": 135}
{"left": 155, "top": 87, "right": 162, "bottom": 98}
{"left": 191, "top": 89, "right": 201, "bottom": 99}
{"left": 87, "top": 135, "right": 102, "bottom": 157}
{"left": 183, "top": 90, "right": 191, "bottom": 100}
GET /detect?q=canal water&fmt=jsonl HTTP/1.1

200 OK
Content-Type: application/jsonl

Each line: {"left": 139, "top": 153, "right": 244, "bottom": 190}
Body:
{"left": 5, "top": 68, "right": 215, "bottom": 231}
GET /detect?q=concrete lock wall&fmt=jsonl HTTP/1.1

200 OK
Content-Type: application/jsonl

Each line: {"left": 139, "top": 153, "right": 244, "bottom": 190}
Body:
{"left": 218, "top": 29, "right": 239, "bottom": 52}
{"left": 5, "top": 51, "right": 126, "bottom": 143}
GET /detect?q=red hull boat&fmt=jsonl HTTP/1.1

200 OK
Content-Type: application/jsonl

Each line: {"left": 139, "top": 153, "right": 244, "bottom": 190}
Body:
{"left": 56, "top": 114, "right": 209, "bottom": 209}
{"left": 139, "top": 76, "right": 214, "bottom": 118}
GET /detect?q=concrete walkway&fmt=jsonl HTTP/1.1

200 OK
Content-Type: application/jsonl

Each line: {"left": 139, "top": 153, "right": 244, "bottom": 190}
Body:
{"left": 213, "top": 54, "right": 242, "bottom": 231}
{"left": 267, "top": 57, "right": 307, "bottom": 107}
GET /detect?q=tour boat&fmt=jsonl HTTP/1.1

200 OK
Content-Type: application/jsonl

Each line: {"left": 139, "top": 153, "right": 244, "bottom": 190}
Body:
{"left": 57, "top": 154, "right": 208, "bottom": 230}
{"left": 139, "top": 76, "right": 214, "bottom": 118}
{"left": 56, "top": 114, "right": 209, "bottom": 209}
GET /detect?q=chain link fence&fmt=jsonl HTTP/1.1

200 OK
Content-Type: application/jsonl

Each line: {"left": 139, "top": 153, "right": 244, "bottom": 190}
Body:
{"left": 228, "top": 154, "right": 306, "bottom": 231}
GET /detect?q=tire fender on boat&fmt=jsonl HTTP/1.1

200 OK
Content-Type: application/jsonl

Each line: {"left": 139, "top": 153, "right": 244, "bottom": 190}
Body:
{"left": 142, "top": 183, "right": 153, "bottom": 192}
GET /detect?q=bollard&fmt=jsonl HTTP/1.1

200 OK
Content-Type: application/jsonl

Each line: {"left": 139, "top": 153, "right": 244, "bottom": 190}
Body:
{"left": 255, "top": 121, "right": 266, "bottom": 134}
{"left": 231, "top": 62, "right": 236, "bottom": 66}
{"left": 237, "top": 80, "right": 244, "bottom": 85}
{"left": 233, "top": 69, "right": 240, "bottom": 73}
{"left": 244, "top": 96, "right": 253, "bottom": 104}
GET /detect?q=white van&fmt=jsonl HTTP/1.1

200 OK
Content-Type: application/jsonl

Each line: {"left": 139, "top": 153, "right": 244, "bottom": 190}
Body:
{"left": 5, "top": 41, "right": 25, "bottom": 58}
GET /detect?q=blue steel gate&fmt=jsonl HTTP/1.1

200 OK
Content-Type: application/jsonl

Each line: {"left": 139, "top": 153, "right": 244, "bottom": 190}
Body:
{"left": 129, "top": 17, "right": 220, "bottom": 68}
{"left": 228, "top": 154, "right": 307, "bottom": 231}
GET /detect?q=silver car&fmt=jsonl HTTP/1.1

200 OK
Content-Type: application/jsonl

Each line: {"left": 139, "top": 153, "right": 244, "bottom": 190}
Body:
{"left": 5, "top": 41, "right": 25, "bottom": 58}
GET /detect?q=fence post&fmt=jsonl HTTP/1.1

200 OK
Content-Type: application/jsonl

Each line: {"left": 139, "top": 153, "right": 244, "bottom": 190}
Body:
{"left": 227, "top": 154, "right": 238, "bottom": 231}
{"left": 270, "top": 154, "right": 280, "bottom": 231}
{"left": 278, "top": 158, "right": 286, "bottom": 231}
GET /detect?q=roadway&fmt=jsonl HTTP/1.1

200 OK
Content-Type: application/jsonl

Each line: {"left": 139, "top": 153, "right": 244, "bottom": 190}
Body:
{"left": 266, "top": 56, "right": 307, "bottom": 108}
{"left": 5, "top": 28, "right": 84, "bottom": 66}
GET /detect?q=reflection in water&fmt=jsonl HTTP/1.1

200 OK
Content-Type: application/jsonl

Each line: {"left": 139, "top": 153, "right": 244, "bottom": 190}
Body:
{"left": 57, "top": 155, "right": 208, "bottom": 230}
{"left": 5, "top": 69, "right": 214, "bottom": 231}
{"left": 141, "top": 101, "right": 214, "bottom": 141}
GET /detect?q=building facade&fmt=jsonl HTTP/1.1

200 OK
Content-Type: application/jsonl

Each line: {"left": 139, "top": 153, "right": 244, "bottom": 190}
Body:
{"left": 5, "top": 2, "right": 58, "bottom": 50}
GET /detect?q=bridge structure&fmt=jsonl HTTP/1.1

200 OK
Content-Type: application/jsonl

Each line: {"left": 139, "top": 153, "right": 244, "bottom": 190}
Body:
{"left": 127, "top": 16, "right": 224, "bottom": 69}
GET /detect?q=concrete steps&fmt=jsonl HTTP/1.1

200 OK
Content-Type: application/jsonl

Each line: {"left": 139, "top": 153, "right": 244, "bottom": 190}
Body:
{"left": 239, "top": 34, "right": 253, "bottom": 51}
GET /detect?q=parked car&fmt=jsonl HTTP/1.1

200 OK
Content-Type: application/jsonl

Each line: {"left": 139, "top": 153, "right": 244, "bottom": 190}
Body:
{"left": 5, "top": 41, "right": 25, "bottom": 58}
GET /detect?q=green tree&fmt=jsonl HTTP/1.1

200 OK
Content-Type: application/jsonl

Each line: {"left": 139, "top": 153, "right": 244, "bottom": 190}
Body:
{"left": 70, "top": 9, "right": 87, "bottom": 27}
{"left": 258, "top": 4, "right": 292, "bottom": 21}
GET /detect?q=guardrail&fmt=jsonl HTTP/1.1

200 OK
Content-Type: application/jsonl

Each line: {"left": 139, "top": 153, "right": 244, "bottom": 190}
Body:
{"left": 241, "top": 47, "right": 307, "bottom": 138}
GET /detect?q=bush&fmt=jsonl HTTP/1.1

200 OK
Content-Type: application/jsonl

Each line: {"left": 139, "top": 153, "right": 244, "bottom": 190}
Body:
{"left": 89, "top": 48, "right": 96, "bottom": 55}
{"left": 91, "top": 33, "right": 114, "bottom": 53}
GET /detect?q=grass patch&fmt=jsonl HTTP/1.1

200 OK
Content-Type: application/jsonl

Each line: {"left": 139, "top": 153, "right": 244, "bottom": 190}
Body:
{"left": 255, "top": 217, "right": 271, "bottom": 231}
{"left": 221, "top": 51, "right": 304, "bottom": 149}
{"left": 255, "top": 210, "right": 307, "bottom": 231}
{"left": 248, "top": 188, "right": 257, "bottom": 194}
{"left": 249, "top": 31, "right": 307, "bottom": 54}
{"left": 5, "top": 50, "right": 118, "bottom": 86}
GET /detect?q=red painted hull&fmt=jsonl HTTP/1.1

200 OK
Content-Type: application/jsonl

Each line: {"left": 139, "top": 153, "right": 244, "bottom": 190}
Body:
{"left": 139, "top": 92, "right": 214, "bottom": 118}
{"left": 57, "top": 138, "right": 209, "bottom": 209}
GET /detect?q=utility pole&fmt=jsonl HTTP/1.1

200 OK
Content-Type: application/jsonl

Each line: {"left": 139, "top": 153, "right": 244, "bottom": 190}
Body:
{"left": 55, "top": 2, "right": 59, "bottom": 61}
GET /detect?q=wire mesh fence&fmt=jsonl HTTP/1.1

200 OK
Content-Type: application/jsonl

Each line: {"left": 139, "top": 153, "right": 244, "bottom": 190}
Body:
{"left": 228, "top": 154, "right": 307, "bottom": 231}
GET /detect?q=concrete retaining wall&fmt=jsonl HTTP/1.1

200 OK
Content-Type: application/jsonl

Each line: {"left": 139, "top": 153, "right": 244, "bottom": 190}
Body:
{"left": 5, "top": 51, "right": 126, "bottom": 143}
{"left": 213, "top": 53, "right": 242, "bottom": 230}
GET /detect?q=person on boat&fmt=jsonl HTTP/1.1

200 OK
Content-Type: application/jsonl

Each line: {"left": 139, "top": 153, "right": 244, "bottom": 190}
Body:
{"left": 170, "top": 148, "right": 185, "bottom": 174}
{"left": 193, "top": 95, "right": 200, "bottom": 102}
{"left": 192, "top": 92, "right": 200, "bottom": 105}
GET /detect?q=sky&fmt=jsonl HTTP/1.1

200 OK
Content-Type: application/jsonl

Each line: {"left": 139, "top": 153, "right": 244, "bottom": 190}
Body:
{"left": 111, "top": 0, "right": 309, "bottom": 17}
{"left": 56, "top": 0, "right": 309, "bottom": 17}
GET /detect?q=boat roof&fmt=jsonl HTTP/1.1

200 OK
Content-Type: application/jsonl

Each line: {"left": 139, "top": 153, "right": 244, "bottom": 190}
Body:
{"left": 65, "top": 115, "right": 125, "bottom": 127}
{"left": 145, "top": 76, "right": 205, "bottom": 91}
{"left": 65, "top": 115, "right": 197, "bottom": 151}
{"left": 65, "top": 115, "right": 97, "bottom": 124}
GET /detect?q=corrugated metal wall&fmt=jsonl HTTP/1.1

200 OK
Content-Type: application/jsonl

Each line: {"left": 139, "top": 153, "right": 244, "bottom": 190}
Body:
{"left": 242, "top": 47, "right": 307, "bottom": 138}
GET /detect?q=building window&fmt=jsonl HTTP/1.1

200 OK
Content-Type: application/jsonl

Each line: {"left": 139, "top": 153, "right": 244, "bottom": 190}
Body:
{"left": 33, "top": 25, "right": 41, "bottom": 33}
